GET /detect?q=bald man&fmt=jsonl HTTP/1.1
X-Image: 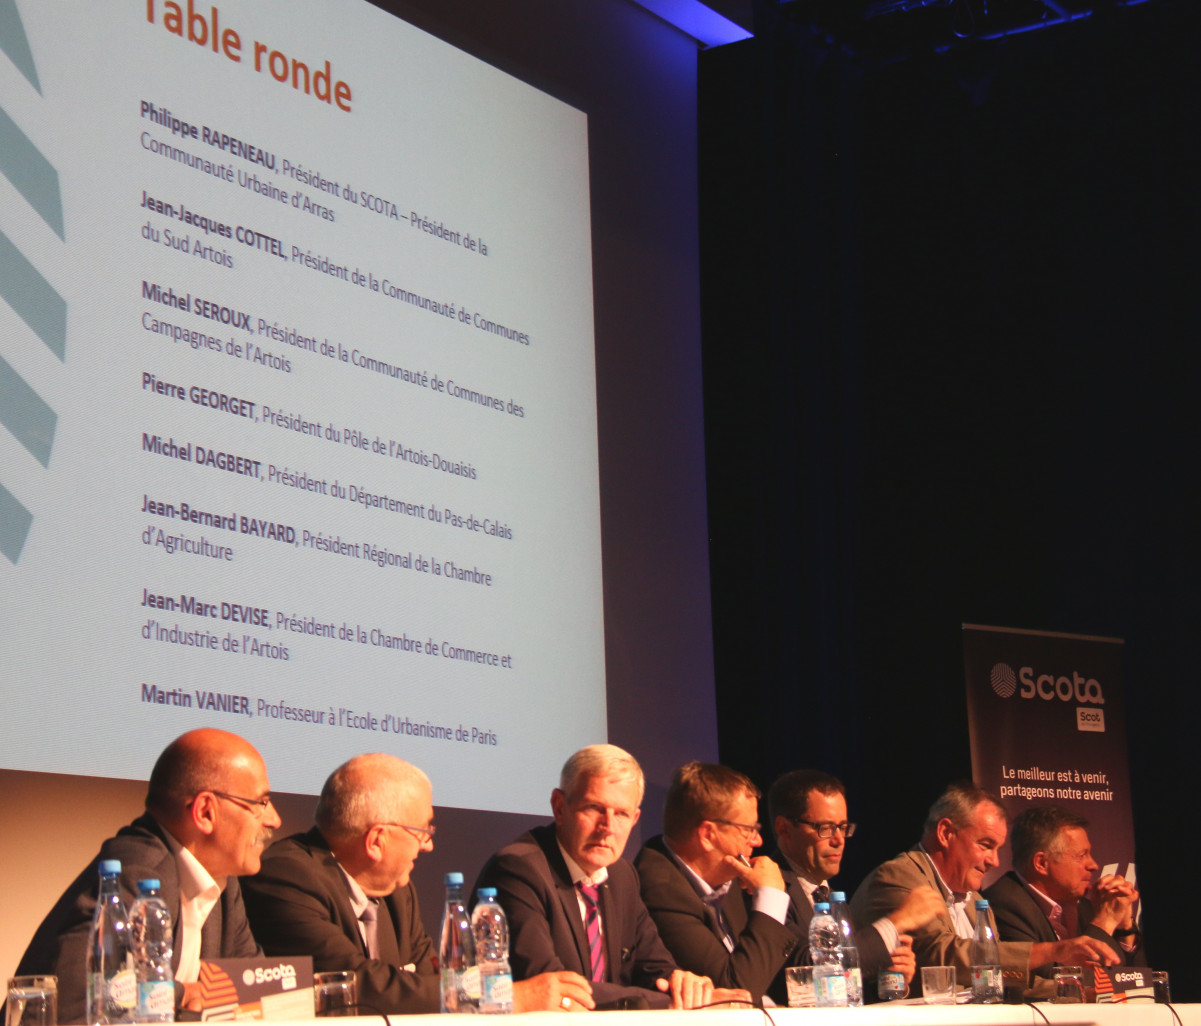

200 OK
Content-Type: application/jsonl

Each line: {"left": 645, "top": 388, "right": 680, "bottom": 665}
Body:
{"left": 242, "top": 753, "right": 594, "bottom": 1014}
{"left": 18, "top": 729, "right": 281, "bottom": 1024}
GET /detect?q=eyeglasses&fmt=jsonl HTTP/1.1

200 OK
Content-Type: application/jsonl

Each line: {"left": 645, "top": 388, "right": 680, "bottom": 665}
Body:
{"left": 380, "top": 821, "right": 437, "bottom": 842}
{"left": 209, "top": 790, "right": 274, "bottom": 813}
{"left": 711, "top": 818, "right": 762, "bottom": 840}
{"left": 792, "top": 818, "right": 856, "bottom": 838}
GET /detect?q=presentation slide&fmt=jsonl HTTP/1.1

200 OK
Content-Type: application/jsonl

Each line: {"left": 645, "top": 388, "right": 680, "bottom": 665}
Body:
{"left": 0, "top": 0, "right": 605, "bottom": 814}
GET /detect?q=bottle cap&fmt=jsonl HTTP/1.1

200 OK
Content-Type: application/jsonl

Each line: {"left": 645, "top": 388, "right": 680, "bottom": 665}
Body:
{"left": 477, "top": 887, "right": 498, "bottom": 899}
{"left": 99, "top": 859, "right": 122, "bottom": 876}
{"left": 814, "top": 901, "right": 830, "bottom": 912}
{"left": 137, "top": 879, "right": 161, "bottom": 893}
{"left": 445, "top": 871, "right": 464, "bottom": 886}
{"left": 831, "top": 891, "right": 847, "bottom": 902}
{"left": 975, "top": 899, "right": 990, "bottom": 911}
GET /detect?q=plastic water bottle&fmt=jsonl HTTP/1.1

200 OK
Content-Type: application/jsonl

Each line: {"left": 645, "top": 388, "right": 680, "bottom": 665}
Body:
{"left": 809, "top": 901, "right": 847, "bottom": 1007}
{"left": 471, "top": 889, "right": 513, "bottom": 1014}
{"left": 829, "top": 892, "right": 862, "bottom": 1007}
{"left": 128, "top": 880, "right": 174, "bottom": 1022}
{"left": 87, "top": 860, "right": 136, "bottom": 1025}
{"left": 439, "top": 873, "right": 478, "bottom": 1013}
{"left": 970, "top": 899, "right": 1003, "bottom": 1003}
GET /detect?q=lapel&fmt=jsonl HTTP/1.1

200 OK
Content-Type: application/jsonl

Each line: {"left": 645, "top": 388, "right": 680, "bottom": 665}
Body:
{"left": 376, "top": 894, "right": 403, "bottom": 966}
{"left": 200, "top": 894, "right": 223, "bottom": 957}
{"left": 551, "top": 851, "right": 593, "bottom": 976}
{"left": 598, "top": 879, "right": 623, "bottom": 983}
{"left": 721, "top": 882, "right": 750, "bottom": 937}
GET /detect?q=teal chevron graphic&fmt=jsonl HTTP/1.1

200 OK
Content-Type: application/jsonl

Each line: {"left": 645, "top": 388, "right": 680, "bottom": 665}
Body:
{"left": 0, "top": 0, "right": 39, "bottom": 93}
{"left": 0, "top": 354, "right": 56, "bottom": 467}
{"left": 0, "top": 227, "right": 66, "bottom": 360}
{"left": 0, "top": 480, "right": 33, "bottom": 564}
{"left": 2, "top": 0, "right": 64, "bottom": 565}
{"left": 1, "top": 107, "right": 64, "bottom": 239}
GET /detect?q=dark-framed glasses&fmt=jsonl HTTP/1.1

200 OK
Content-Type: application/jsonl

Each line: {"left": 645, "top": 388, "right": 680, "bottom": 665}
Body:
{"left": 711, "top": 818, "right": 762, "bottom": 840}
{"left": 793, "top": 818, "right": 856, "bottom": 838}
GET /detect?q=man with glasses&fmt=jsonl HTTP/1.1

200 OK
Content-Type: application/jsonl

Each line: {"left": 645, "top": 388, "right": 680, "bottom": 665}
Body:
{"left": 983, "top": 805, "right": 1142, "bottom": 972}
{"left": 850, "top": 782, "right": 1118, "bottom": 997}
{"left": 766, "top": 769, "right": 937, "bottom": 1001}
{"left": 242, "top": 753, "right": 594, "bottom": 1014}
{"left": 633, "top": 761, "right": 793, "bottom": 1003}
{"left": 475, "top": 744, "right": 728, "bottom": 1009}
{"left": 17, "top": 728, "right": 280, "bottom": 1023}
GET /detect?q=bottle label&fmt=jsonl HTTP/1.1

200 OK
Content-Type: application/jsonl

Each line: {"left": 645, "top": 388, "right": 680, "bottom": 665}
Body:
{"left": 461, "top": 965, "right": 482, "bottom": 1000}
{"left": 814, "top": 969, "right": 848, "bottom": 1006}
{"left": 110, "top": 969, "right": 138, "bottom": 1010}
{"left": 971, "top": 965, "right": 1003, "bottom": 1000}
{"left": 139, "top": 981, "right": 174, "bottom": 1018}
{"left": 480, "top": 971, "right": 513, "bottom": 1012}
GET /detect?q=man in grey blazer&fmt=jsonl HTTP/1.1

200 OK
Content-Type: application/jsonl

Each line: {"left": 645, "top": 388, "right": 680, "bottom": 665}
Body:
{"left": 17, "top": 729, "right": 280, "bottom": 1023}
{"left": 850, "top": 782, "right": 1119, "bottom": 997}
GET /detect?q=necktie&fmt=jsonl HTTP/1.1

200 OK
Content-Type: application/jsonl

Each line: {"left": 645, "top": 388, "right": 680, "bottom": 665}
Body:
{"left": 577, "top": 882, "right": 606, "bottom": 983}
{"left": 812, "top": 884, "right": 830, "bottom": 906}
{"left": 360, "top": 901, "right": 380, "bottom": 959}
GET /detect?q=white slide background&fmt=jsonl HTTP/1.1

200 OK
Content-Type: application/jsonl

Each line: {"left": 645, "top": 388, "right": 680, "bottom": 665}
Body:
{"left": 0, "top": 0, "right": 605, "bottom": 813}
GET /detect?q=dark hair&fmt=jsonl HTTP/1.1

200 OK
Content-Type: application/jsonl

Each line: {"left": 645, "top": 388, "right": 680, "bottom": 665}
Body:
{"left": 1010, "top": 805, "right": 1089, "bottom": 868}
{"left": 663, "top": 761, "right": 759, "bottom": 839}
{"left": 767, "top": 769, "right": 845, "bottom": 824}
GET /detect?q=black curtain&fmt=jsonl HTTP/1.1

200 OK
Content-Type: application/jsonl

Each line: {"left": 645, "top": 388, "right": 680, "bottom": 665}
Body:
{"left": 701, "top": 3, "right": 1200, "bottom": 997}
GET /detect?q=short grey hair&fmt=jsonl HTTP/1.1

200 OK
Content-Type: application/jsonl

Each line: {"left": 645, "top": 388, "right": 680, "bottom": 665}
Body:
{"left": 560, "top": 744, "right": 645, "bottom": 804}
{"left": 315, "top": 753, "right": 431, "bottom": 843}
{"left": 922, "top": 780, "right": 1006, "bottom": 837}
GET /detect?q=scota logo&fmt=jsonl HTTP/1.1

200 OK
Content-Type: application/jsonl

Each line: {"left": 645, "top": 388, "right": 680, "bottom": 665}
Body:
{"left": 989, "top": 662, "right": 1105, "bottom": 705}
{"left": 241, "top": 963, "right": 298, "bottom": 986}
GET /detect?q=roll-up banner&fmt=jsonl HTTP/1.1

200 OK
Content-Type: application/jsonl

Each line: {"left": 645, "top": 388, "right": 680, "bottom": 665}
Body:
{"left": 963, "top": 623, "right": 1135, "bottom": 882}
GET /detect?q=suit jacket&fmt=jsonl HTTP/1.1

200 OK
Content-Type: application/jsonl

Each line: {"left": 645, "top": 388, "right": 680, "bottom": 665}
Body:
{"left": 474, "top": 823, "right": 677, "bottom": 1008}
{"left": 771, "top": 851, "right": 892, "bottom": 1002}
{"left": 633, "top": 836, "right": 796, "bottom": 1003}
{"left": 849, "top": 847, "right": 1032, "bottom": 996}
{"left": 983, "top": 870, "right": 1143, "bottom": 973}
{"left": 240, "top": 828, "right": 437, "bottom": 1014}
{"left": 16, "top": 814, "right": 259, "bottom": 1025}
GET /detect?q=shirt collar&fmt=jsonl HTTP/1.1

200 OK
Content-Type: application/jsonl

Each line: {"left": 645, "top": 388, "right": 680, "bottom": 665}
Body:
{"left": 168, "top": 828, "right": 225, "bottom": 902}
{"left": 339, "top": 863, "right": 371, "bottom": 919}
{"left": 1018, "top": 873, "right": 1063, "bottom": 920}
{"left": 558, "top": 841, "right": 609, "bottom": 888}
{"left": 663, "top": 838, "right": 733, "bottom": 903}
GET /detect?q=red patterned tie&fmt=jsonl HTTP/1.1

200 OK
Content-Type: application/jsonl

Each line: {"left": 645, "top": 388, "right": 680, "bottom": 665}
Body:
{"left": 577, "top": 881, "right": 607, "bottom": 983}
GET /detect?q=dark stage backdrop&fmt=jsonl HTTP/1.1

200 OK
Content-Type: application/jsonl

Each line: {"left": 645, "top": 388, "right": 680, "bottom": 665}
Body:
{"left": 701, "top": 3, "right": 1200, "bottom": 998}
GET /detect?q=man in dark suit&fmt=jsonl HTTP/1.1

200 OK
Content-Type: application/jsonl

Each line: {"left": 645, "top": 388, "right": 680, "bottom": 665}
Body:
{"left": 983, "top": 805, "right": 1142, "bottom": 973}
{"left": 766, "top": 769, "right": 938, "bottom": 1001}
{"left": 475, "top": 744, "right": 735, "bottom": 1009}
{"left": 242, "top": 753, "right": 593, "bottom": 1014}
{"left": 634, "top": 762, "right": 795, "bottom": 1003}
{"left": 17, "top": 729, "right": 279, "bottom": 1024}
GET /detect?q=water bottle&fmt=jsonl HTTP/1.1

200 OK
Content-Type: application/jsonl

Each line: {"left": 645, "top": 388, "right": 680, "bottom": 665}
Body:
{"left": 439, "top": 873, "right": 478, "bottom": 1013}
{"left": 970, "top": 899, "right": 1003, "bottom": 1003}
{"left": 809, "top": 902, "right": 847, "bottom": 1007}
{"left": 471, "top": 889, "right": 513, "bottom": 1014}
{"left": 87, "top": 860, "right": 136, "bottom": 1025}
{"left": 129, "top": 880, "right": 174, "bottom": 1022}
{"left": 829, "top": 893, "right": 862, "bottom": 1007}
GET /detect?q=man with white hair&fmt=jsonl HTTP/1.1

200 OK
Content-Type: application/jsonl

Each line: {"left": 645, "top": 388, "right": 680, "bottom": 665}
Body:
{"left": 242, "top": 753, "right": 593, "bottom": 1014}
{"left": 475, "top": 744, "right": 740, "bottom": 1009}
